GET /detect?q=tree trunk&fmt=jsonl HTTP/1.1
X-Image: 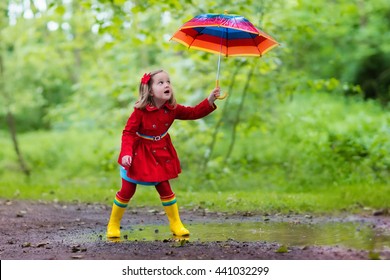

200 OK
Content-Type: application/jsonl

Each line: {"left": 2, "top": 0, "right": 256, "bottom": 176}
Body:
{"left": 5, "top": 110, "right": 31, "bottom": 177}
{"left": 0, "top": 51, "right": 31, "bottom": 178}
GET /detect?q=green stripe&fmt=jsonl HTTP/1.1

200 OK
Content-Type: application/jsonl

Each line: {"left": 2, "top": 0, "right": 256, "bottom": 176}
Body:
{"left": 114, "top": 199, "right": 128, "bottom": 208}
{"left": 162, "top": 199, "right": 177, "bottom": 206}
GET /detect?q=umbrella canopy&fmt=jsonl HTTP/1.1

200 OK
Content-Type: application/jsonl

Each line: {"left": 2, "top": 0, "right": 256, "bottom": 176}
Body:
{"left": 170, "top": 13, "right": 279, "bottom": 57}
{"left": 171, "top": 13, "right": 279, "bottom": 99}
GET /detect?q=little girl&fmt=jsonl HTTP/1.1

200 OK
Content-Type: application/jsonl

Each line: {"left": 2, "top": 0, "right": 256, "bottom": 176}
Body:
{"left": 107, "top": 69, "right": 220, "bottom": 238}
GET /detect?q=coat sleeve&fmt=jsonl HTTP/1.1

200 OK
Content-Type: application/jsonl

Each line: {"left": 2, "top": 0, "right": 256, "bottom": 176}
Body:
{"left": 118, "top": 108, "right": 142, "bottom": 164}
{"left": 175, "top": 98, "right": 217, "bottom": 120}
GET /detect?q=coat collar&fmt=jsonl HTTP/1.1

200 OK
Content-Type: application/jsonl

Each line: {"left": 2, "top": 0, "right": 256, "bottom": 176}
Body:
{"left": 146, "top": 102, "right": 175, "bottom": 112}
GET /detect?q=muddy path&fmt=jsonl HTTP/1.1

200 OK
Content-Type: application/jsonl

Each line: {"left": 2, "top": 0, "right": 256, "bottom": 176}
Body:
{"left": 1, "top": 199, "right": 389, "bottom": 260}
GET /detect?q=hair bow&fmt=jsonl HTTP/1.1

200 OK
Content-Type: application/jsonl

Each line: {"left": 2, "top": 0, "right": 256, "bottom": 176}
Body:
{"left": 141, "top": 73, "right": 151, "bottom": 84}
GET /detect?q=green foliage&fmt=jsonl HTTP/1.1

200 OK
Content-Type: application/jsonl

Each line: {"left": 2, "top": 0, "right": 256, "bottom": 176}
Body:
{"left": 1, "top": 92, "right": 390, "bottom": 214}
{"left": 271, "top": 0, "right": 390, "bottom": 102}
{"left": 187, "top": 92, "right": 390, "bottom": 192}
{"left": 3, "top": 0, "right": 390, "bottom": 132}
{"left": 1, "top": 0, "right": 390, "bottom": 214}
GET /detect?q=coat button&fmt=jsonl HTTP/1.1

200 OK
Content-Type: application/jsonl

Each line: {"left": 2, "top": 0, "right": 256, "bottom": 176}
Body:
{"left": 165, "top": 123, "right": 169, "bottom": 127}
{"left": 152, "top": 150, "right": 156, "bottom": 153}
{"left": 163, "top": 147, "right": 167, "bottom": 150}
{"left": 166, "top": 160, "right": 170, "bottom": 163}
{"left": 152, "top": 124, "right": 156, "bottom": 128}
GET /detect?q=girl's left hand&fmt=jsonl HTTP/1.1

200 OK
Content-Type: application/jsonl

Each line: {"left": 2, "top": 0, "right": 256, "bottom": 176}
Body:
{"left": 208, "top": 87, "right": 221, "bottom": 105}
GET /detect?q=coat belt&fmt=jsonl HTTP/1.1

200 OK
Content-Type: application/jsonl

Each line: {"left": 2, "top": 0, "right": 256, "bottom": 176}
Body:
{"left": 136, "top": 131, "right": 168, "bottom": 141}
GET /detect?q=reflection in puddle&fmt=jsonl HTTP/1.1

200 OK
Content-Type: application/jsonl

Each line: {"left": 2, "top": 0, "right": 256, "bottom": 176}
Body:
{"left": 114, "top": 221, "right": 390, "bottom": 251}
{"left": 96, "top": 220, "right": 390, "bottom": 251}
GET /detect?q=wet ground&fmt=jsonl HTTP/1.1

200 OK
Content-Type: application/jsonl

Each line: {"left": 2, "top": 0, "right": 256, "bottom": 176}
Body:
{"left": 1, "top": 199, "right": 390, "bottom": 260}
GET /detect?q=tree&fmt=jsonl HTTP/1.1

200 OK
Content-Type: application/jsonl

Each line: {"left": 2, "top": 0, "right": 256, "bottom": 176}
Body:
{"left": 0, "top": 1, "right": 30, "bottom": 177}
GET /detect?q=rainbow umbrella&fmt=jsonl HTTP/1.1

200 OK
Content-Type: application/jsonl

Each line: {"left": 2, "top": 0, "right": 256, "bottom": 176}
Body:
{"left": 171, "top": 13, "right": 279, "bottom": 99}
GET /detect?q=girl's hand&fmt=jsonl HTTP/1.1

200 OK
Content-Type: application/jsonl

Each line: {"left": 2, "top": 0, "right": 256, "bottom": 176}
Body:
{"left": 121, "top": 155, "right": 132, "bottom": 167}
{"left": 208, "top": 87, "right": 221, "bottom": 105}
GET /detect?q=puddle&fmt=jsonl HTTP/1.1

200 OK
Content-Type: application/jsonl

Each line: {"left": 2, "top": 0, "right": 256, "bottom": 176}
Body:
{"left": 93, "top": 221, "right": 390, "bottom": 251}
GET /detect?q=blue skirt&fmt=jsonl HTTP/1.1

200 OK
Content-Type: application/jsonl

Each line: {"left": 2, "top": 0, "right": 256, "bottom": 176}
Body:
{"left": 120, "top": 166, "right": 159, "bottom": 186}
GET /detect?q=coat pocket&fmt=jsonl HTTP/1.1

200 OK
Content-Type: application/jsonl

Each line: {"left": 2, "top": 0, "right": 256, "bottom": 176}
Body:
{"left": 151, "top": 146, "right": 173, "bottom": 164}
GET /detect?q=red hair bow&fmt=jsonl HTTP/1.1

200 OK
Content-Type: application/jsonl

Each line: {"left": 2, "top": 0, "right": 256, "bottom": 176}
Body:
{"left": 141, "top": 73, "right": 151, "bottom": 84}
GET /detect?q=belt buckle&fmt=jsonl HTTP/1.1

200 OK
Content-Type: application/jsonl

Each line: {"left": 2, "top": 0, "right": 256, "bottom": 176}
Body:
{"left": 153, "top": 135, "right": 161, "bottom": 141}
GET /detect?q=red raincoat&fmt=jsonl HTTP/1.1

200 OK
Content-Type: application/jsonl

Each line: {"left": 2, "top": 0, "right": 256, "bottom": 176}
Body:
{"left": 118, "top": 98, "right": 216, "bottom": 182}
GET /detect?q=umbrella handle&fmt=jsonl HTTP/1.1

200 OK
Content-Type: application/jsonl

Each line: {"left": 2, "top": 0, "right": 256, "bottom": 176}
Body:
{"left": 215, "top": 80, "right": 228, "bottom": 100}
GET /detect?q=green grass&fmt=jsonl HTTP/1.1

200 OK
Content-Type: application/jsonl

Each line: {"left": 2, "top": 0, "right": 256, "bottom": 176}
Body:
{"left": 1, "top": 180, "right": 388, "bottom": 214}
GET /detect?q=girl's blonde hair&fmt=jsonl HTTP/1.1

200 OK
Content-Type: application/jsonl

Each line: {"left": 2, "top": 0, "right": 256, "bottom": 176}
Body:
{"left": 135, "top": 69, "right": 177, "bottom": 109}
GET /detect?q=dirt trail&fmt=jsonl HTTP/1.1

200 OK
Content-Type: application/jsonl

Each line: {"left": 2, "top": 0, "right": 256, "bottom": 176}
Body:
{"left": 1, "top": 199, "right": 389, "bottom": 260}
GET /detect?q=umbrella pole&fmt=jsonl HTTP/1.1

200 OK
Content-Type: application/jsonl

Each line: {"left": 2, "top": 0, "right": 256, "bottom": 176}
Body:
{"left": 216, "top": 52, "right": 221, "bottom": 87}
{"left": 216, "top": 42, "right": 228, "bottom": 99}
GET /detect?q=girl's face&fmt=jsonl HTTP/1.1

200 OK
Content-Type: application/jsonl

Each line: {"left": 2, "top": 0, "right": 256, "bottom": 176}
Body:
{"left": 150, "top": 71, "right": 172, "bottom": 107}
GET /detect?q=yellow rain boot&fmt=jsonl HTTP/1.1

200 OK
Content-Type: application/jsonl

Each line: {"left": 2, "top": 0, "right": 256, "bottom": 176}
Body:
{"left": 106, "top": 204, "right": 126, "bottom": 238}
{"left": 163, "top": 203, "right": 190, "bottom": 236}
